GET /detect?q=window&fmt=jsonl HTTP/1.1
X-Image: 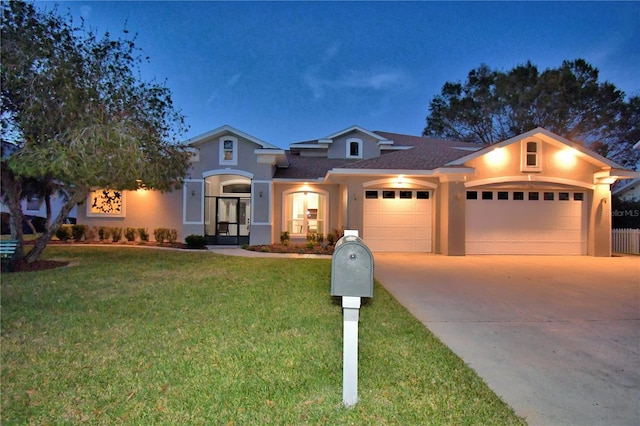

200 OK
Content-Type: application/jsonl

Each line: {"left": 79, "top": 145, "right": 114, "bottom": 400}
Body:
{"left": 285, "top": 191, "right": 325, "bottom": 235}
{"left": 559, "top": 192, "right": 570, "bottom": 201}
{"left": 219, "top": 136, "right": 237, "bottom": 165}
{"left": 382, "top": 191, "right": 395, "bottom": 199}
{"left": 574, "top": 193, "right": 584, "bottom": 201}
{"left": 513, "top": 191, "right": 524, "bottom": 200}
{"left": 521, "top": 139, "right": 542, "bottom": 172}
{"left": 416, "top": 191, "right": 430, "bottom": 199}
{"left": 497, "top": 191, "right": 509, "bottom": 200}
{"left": 482, "top": 191, "right": 493, "bottom": 200}
{"left": 466, "top": 191, "right": 478, "bottom": 200}
{"left": 346, "top": 138, "right": 363, "bottom": 159}
{"left": 399, "top": 191, "right": 412, "bottom": 199}
{"left": 26, "top": 196, "right": 40, "bottom": 211}
{"left": 544, "top": 192, "right": 554, "bottom": 201}
{"left": 222, "top": 183, "right": 251, "bottom": 194}
{"left": 365, "top": 191, "right": 378, "bottom": 199}
{"left": 529, "top": 192, "right": 539, "bottom": 201}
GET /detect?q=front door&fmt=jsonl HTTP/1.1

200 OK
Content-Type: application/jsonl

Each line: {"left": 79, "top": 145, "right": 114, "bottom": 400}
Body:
{"left": 205, "top": 196, "right": 250, "bottom": 245}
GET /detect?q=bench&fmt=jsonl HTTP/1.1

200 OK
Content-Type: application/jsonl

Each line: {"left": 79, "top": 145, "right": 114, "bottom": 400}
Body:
{"left": 1, "top": 240, "right": 19, "bottom": 272}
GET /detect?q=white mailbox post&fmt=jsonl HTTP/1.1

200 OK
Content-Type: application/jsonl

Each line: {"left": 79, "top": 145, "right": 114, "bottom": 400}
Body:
{"left": 330, "top": 230, "right": 374, "bottom": 407}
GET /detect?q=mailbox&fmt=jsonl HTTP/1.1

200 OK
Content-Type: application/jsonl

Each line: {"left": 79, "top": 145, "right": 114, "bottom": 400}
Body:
{"left": 331, "top": 235, "right": 374, "bottom": 298}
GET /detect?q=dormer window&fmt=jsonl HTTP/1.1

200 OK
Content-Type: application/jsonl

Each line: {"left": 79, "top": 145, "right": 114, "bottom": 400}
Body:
{"left": 521, "top": 139, "right": 542, "bottom": 172}
{"left": 346, "top": 138, "right": 363, "bottom": 159}
{"left": 219, "top": 136, "right": 238, "bottom": 165}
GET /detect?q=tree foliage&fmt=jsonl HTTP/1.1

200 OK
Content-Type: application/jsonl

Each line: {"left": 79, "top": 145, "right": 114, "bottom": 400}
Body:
{"left": 1, "top": 1, "right": 191, "bottom": 264}
{"left": 423, "top": 59, "right": 639, "bottom": 168}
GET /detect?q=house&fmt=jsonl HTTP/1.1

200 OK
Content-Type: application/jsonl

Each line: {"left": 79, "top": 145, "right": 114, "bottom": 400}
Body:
{"left": 76, "top": 125, "right": 640, "bottom": 256}
{"left": 613, "top": 178, "right": 640, "bottom": 201}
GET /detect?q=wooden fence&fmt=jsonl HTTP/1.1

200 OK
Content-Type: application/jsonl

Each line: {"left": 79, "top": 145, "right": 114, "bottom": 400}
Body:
{"left": 612, "top": 228, "right": 640, "bottom": 254}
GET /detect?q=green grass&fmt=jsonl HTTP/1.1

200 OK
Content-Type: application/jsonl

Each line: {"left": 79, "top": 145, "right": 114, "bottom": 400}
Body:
{"left": 1, "top": 247, "right": 525, "bottom": 425}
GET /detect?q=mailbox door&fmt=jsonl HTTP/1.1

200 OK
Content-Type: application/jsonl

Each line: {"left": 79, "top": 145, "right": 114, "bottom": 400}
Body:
{"left": 331, "top": 239, "right": 374, "bottom": 297}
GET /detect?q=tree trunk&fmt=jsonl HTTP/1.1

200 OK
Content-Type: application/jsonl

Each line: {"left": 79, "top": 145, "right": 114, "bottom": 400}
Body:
{"left": 23, "top": 189, "right": 87, "bottom": 263}
{"left": 0, "top": 165, "right": 25, "bottom": 266}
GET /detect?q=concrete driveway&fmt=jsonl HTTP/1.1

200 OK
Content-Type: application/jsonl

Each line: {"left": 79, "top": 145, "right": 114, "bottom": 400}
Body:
{"left": 373, "top": 254, "right": 640, "bottom": 426}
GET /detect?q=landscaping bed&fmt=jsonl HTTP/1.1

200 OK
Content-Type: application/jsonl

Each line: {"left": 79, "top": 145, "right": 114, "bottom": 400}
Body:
{"left": 244, "top": 243, "right": 334, "bottom": 255}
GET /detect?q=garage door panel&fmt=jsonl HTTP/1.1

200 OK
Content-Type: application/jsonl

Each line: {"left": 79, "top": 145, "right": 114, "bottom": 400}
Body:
{"left": 363, "top": 190, "right": 432, "bottom": 253}
{"left": 466, "top": 190, "right": 587, "bottom": 255}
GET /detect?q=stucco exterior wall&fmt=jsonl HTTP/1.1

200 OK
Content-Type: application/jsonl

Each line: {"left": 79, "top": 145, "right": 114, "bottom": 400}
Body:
{"left": 77, "top": 189, "right": 183, "bottom": 242}
{"left": 327, "top": 131, "right": 381, "bottom": 159}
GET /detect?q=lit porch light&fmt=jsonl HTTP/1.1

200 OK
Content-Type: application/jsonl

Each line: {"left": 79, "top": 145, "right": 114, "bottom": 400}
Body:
{"left": 485, "top": 147, "right": 507, "bottom": 166}
{"left": 555, "top": 148, "right": 578, "bottom": 168}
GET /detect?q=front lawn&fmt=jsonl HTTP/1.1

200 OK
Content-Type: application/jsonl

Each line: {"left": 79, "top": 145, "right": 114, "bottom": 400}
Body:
{"left": 1, "top": 247, "right": 525, "bottom": 425}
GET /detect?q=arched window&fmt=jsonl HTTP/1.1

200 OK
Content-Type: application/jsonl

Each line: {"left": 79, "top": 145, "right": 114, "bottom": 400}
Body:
{"left": 346, "top": 138, "right": 363, "bottom": 159}
{"left": 521, "top": 139, "right": 542, "bottom": 171}
{"left": 284, "top": 191, "right": 326, "bottom": 235}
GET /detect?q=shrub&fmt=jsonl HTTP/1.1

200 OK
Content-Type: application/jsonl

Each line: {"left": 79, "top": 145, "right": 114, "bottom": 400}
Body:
{"left": 185, "top": 234, "right": 207, "bottom": 249}
{"left": 55, "top": 224, "right": 72, "bottom": 241}
{"left": 85, "top": 226, "right": 97, "bottom": 242}
{"left": 138, "top": 228, "right": 149, "bottom": 242}
{"left": 168, "top": 229, "right": 178, "bottom": 244}
{"left": 124, "top": 227, "right": 137, "bottom": 242}
{"left": 327, "top": 232, "right": 336, "bottom": 245}
{"left": 98, "top": 226, "right": 111, "bottom": 241}
{"left": 316, "top": 233, "right": 324, "bottom": 244}
{"left": 154, "top": 228, "right": 169, "bottom": 243}
{"left": 306, "top": 241, "right": 316, "bottom": 249}
{"left": 280, "top": 231, "right": 290, "bottom": 245}
{"left": 71, "top": 224, "right": 88, "bottom": 241}
{"left": 111, "top": 227, "right": 123, "bottom": 242}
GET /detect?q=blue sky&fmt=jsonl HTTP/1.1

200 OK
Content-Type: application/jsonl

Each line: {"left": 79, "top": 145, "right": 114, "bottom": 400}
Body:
{"left": 41, "top": 1, "right": 640, "bottom": 148}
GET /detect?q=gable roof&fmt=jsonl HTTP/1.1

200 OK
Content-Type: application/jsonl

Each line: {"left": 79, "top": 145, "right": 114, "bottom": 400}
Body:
{"left": 446, "top": 127, "right": 624, "bottom": 169}
{"left": 276, "top": 131, "right": 481, "bottom": 180}
{"left": 186, "top": 124, "right": 280, "bottom": 149}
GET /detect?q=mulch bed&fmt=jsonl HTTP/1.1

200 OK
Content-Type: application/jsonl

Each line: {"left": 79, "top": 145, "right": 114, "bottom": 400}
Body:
{"left": 8, "top": 259, "right": 70, "bottom": 273}
{"left": 245, "top": 243, "right": 334, "bottom": 255}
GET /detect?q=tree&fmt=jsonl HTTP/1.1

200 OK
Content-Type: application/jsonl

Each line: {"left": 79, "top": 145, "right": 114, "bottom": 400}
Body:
{"left": 423, "top": 59, "right": 640, "bottom": 168}
{"left": 1, "top": 1, "right": 191, "bottom": 266}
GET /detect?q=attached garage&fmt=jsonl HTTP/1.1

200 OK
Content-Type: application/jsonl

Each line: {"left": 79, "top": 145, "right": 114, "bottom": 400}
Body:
{"left": 466, "top": 189, "right": 587, "bottom": 255}
{"left": 363, "top": 189, "right": 432, "bottom": 252}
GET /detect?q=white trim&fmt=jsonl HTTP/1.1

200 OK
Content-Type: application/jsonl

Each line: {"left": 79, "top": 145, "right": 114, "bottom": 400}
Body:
{"left": 186, "top": 124, "right": 279, "bottom": 149}
{"left": 183, "top": 179, "right": 204, "bottom": 225}
{"left": 521, "top": 138, "right": 542, "bottom": 172}
{"left": 464, "top": 175, "right": 595, "bottom": 190}
{"left": 363, "top": 177, "right": 438, "bottom": 189}
{"left": 321, "top": 125, "right": 391, "bottom": 142}
{"left": 202, "top": 169, "right": 254, "bottom": 179}
{"left": 327, "top": 169, "right": 437, "bottom": 177}
{"left": 219, "top": 135, "right": 238, "bottom": 166}
{"left": 251, "top": 180, "right": 271, "bottom": 225}
{"left": 346, "top": 138, "right": 363, "bottom": 159}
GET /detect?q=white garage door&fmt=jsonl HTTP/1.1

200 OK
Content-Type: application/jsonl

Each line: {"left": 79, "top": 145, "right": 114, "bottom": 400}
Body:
{"left": 363, "top": 190, "right": 432, "bottom": 252}
{"left": 466, "top": 190, "right": 587, "bottom": 255}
